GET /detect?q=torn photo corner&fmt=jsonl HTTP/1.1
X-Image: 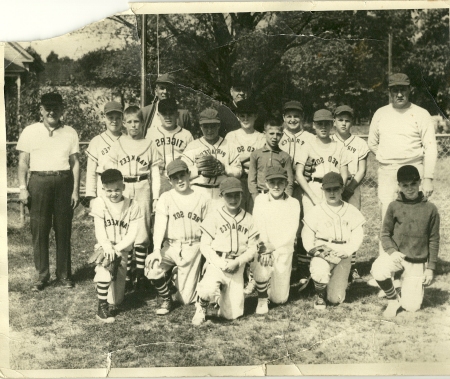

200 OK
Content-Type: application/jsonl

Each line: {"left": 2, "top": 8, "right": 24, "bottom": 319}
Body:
{"left": 2, "top": 1, "right": 450, "bottom": 377}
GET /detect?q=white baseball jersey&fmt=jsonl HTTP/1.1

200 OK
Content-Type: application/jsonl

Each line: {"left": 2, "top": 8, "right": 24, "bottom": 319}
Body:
{"left": 279, "top": 129, "right": 315, "bottom": 166}
{"left": 294, "top": 139, "right": 352, "bottom": 179}
{"left": 90, "top": 196, "right": 142, "bottom": 249}
{"left": 155, "top": 189, "right": 209, "bottom": 243}
{"left": 107, "top": 137, "right": 162, "bottom": 177}
{"left": 146, "top": 125, "right": 193, "bottom": 173}
{"left": 200, "top": 207, "right": 258, "bottom": 260}
{"left": 182, "top": 137, "right": 242, "bottom": 186}
{"left": 303, "top": 201, "right": 365, "bottom": 252}
{"left": 225, "top": 129, "right": 265, "bottom": 173}
{"left": 331, "top": 134, "right": 369, "bottom": 176}
{"left": 85, "top": 131, "right": 121, "bottom": 197}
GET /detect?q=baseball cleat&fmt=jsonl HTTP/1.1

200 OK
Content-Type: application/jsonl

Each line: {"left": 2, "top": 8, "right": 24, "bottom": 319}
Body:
{"left": 349, "top": 268, "right": 364, "bottom": 283}
{"left": 314, "top": 294, "right": 327, "bottom": 310}
{"left": 32, "top": 280, "right": 48, "bottom": 292}
{"left": 97, "top": 302, "right": 115, "bottom": 323}
{"left": 255, "top": 298, "right": 269, "bottom": 315}
{"left": 244, "top": 279, "right": 256, "bottom": 295}
{"left": 383, "top": 299, "right": 401, "bottom": 318}
{"left": 192, "top": 304, "right": 206, "bottom": 326}
{"left": 156, "top": 299, "right": 173, "bottom": 316}
{"left": 58, "top": 278, "right": 74, "bottom": 288}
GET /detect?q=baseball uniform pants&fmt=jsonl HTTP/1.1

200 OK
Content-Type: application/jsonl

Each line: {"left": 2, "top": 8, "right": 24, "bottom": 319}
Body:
{"left": 251, "top": 246, "right": 293, "bottom": 304}
{"left": 93, "top": 249, "right": 129, "bottom": 306}
{"left": 310, "top": 256, "right": 351, "bottom": 305}
{"left": 302, "top": 181, "right": 323, "bottom": 216}
{"left": 371, "top": 254, "right": 425, "bottom": 312}
{"left": 28, "top": 172, "right": 74, "bottom": 282}
{"left": 197, "top": 262, "right": 246, "bottom": 320}
{"left": 159, "top": 240, "right": 203, "bottom": 305}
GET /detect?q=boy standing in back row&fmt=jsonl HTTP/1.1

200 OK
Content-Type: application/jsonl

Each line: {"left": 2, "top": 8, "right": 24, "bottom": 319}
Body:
{"left": 106, "top": 106, "right": 162, "bottom": 290}
{"left": 332, "top": 105, "right": 369, "bottom": 282}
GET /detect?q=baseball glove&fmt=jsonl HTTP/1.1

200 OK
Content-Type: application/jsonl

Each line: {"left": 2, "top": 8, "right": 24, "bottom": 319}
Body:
{"left": 303, "top": 157, "right": 316, "bottom": 182}
{"left": 195, "top": 155, "right": 225, "bottom": 178}
{"left": 88, "top": 248, "right": 122, "bottom": 281}
{"left": 307, "top": 244, "right": 341, "bottom": 265}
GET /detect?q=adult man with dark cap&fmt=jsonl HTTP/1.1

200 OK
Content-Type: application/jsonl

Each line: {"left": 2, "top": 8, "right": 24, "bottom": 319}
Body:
{"left": 141, "top": 73, "right": 192, "bottom": 135}
{"left": 217, "top": 78, "right": 265, "bottom": 136}
{"left": 17, "top": 92, "right": 80, "bottom": 291}
{"left": 368, "top": 73, "right": 437, "bottom": 225}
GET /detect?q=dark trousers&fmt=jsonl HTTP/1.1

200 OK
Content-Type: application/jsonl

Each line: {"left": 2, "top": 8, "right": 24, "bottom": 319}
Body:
{"left": 28, "top": 173, "right": 74, "bottom": 282}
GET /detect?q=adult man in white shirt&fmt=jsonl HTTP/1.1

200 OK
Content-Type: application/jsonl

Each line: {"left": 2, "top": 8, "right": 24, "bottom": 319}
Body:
{"left": 368, "top": 73, "right": 437, "bottom": 223}
{"left": 17, "top": 93, "right": 80, "bottom": 291}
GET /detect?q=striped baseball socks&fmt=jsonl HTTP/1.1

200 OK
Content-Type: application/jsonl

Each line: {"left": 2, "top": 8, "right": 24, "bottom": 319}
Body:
{"left": 255, "top": 279, "right": 268, "bottom": 299}
{"left": 377, "top": 278, "right": 401, "bottom": 317}
{"left": 153, "top": 277, "right": 171, "bottom": 301}
{"left": 96, "top": 282, "right": 110, "bottom": 301}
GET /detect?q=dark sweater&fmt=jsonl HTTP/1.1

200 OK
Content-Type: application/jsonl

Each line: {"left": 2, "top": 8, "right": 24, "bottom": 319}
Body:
{"left": 381, "top": 192, "right": 440, "bottom": 270}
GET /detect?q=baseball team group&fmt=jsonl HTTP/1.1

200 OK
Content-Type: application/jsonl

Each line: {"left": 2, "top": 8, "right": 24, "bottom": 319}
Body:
{"left": 16, "top": 72, "right": 440, "bottom": 325}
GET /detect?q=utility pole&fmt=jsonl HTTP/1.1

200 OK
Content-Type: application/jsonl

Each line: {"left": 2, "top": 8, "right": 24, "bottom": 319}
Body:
{"left": 140, "top": 14, "right": 148, "bottom": 108}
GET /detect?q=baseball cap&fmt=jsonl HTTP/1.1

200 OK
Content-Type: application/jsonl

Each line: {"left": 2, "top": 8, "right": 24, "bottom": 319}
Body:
{"left": 199, "top": 108, "right": 221, "bottom": 125}
{"left": 104, "top": 101, "right": 123, "bottom": 114}
{"left": 101, "top": 169, "right": 123, "bottom": 184}
{"left": 334, "top": 105, "right": 354, "bottom": 116}
{"left": 283, "top": 101, "right": 303, "bottom": 112}
{"left": 231, "top": 77, "right": 249, "bottom": 90}
{"left": 397, "top": 165, "right": 420, "bottom": 182}
{"left": 155, "top": 73, "right": 175, "bottom": 86}
{"left": 41, "top": 93, "right": 63, "bottom": 106}
{"left": 166, "top": 159, "right": 189, "bottom": 177}
{"left": 313, "top": 109, "right": 333, "bottom": 121}
{"left": 388, "top": 73, "right": 410, "bottom": 87}
{"left": 158, "top": 98, "right": 178, "bottom": 115}
{"left": 322, "top": 172, "right": 344, "bottom": 189}
{"left": 235, "top": 99, "right": 258, "bottom": 114}
{"left": 265, "top": 166, "right": 288, "bottom": 180}
{"left": 220, "top": 177, "right": 243, "bottom": 194}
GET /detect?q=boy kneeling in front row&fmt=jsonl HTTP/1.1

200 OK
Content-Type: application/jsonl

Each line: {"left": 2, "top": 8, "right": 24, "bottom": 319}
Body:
{"left": 302, "top": 172, "right": 365, "bottom": 310}
{"left": 192, "top": 177, "right": 259, "bottom": 325}
{"left": 250, "top": 166, "right": 300, "bottom": 314}
{"left": 371, "top": 165, "right": 440, "bottom": 318}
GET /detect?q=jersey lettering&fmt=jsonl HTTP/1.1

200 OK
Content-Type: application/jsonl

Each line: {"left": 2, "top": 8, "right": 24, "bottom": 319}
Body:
{"left": 187, "top": 211, "right": 202, "bottom": 223}
{"left": 313, "top": 156, "right": 339, "bottom": 168}
{"left": 198, "top": 149, "right": 226, "bottom": 158}
{"left": 155, "top": 137, "right": 186, "bottom": 148}
{"left": 104, "top": 218, "right": 129, "bottom": 229}
{"left": 219, "top": 223, "right": 249, "bottom": 235}
{"left": 173, "top": 211, "right": 184, "bottom": 220}
{"left": 119, "top": 156, "right": 148, "bottom": 167}
{"left": 347, "top": 145, "right": 357, "bottom": 154}
{"left": 101, "top": 147, "right": 111, "bottom": 155}
{"left": 281, "top": 137, "right": 305, "bottom": 146}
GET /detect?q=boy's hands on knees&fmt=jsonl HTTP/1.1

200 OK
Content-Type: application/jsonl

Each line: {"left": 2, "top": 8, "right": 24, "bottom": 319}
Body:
{"left": 423, "top": 269, "right": 434, "bottom": 286}
{"left": 224, "top": 260, "right": 240, "bottom": 274}
{"left": 391, "top": 251, "right": 406, "bottom": 263}
{"left": 258, "top": 253, "right": 273, "bottom": 267}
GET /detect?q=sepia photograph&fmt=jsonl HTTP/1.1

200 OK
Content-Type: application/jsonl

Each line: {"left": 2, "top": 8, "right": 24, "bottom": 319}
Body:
{"left": 2, "top": 1, "right": 450, "bottom": 376}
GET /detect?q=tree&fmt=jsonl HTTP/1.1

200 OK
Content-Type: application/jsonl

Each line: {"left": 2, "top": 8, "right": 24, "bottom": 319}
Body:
{"left": 46, "top": 50, "right": 59, "bottom": 63}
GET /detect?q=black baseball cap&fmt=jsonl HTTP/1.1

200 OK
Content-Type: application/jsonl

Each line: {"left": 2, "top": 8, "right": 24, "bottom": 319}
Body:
{"left": 334, "top": 105, "right": 354, "bottom": 116}
{"left": 397, "top": 165, "right": 420, "bottom": 182}
{"left": 235, "top": 99, "right": 258, "bottom": 115}
{"left": 41, "top": 93, "right": 63, "bottom": 106}
{"left": 220, "top": 177, "right": 243, "bottom": 194}
{"left": 265, "top": 166, "right": 288, "bottom": 180}
{"left": 158, "top": 98, "right": 178, "bottom": 115}
{"left": 167, "top": 159, "right": 189, "bottom": 177}
{"left": 322, "top": 172, "right": 344, "bottom": 189}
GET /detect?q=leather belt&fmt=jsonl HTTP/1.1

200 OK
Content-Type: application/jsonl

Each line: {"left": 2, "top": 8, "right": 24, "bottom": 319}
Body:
{"left": 192, "top": 183, "right": 220, "bottom": 189}
{"left": 123, "top": 174, "right": 148, "bottom": 183}
{"left": 31, "top": 170, "right": 70, "bottom": 176}
{"left": 317, "top": 237, "right": 347, "bottom": 244}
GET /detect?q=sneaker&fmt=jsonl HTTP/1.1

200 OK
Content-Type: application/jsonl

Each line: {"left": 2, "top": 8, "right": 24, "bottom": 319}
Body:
{"left": 32, "top": 280, "right": 47, "bottom": 292}
{"left": 97, "top": 302, "right": 115, "bottom": 323}
{"left": 383, "top": 299, "right": 401, "bottom": 318}
{"left": 192, "top": 304, "right": 206, "bottom": 326}
{"left": 314, "top": 294, "right": 327, "bottom": 310}
{"left": 244, "top": 279, "right": 256, "bottom": 295}
{"left": 377, "top": 289, "right": 387, "bottom": 298}
{"left": 108, "top": 304, "right": 119, "bottom": 317}
{"left": 255, "top": 298, "right": 269, "bottom": 315}
{"left": 58, "top": 278, "right": 74, "bottom": 288}
{"left": 367, "top": 278, "right": 378, "bottom": 287}
{"left": 349, "top": 268, "right": 364, "bottom": 283}
{"left": 156, "top": 298, "right": 173, "bottom": 316}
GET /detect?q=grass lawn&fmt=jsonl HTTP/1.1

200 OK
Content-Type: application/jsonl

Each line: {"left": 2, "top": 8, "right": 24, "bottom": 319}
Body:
{"left": 6, "top": 156, "right": 450, "bottom": 371}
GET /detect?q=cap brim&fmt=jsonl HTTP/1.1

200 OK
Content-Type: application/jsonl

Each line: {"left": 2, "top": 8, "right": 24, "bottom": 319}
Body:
{"left": 221, "top": 188, "right": 243, "bottom": 194}
{"left": 266, "top": 174, "right": 287, "bottom": 180}
{"left": 322, "top": 182, "right": 342, "bottom": 189}
{"left": 168, "top": 168, "right": 187, "bottom": 177}
{"left": 388, "top": 82, "right": 410, "bottom": 87}
{"left": 314, "top": 117, "right": 333, "bottom": 121}
{"left": 283, "top": 106, "right": 303, "bottom": 112}
{"left": 105, "top": 109, "right": 123, "bottom": 114}
{"left": 199, "top": 120, "right": 220, "bottom": 125}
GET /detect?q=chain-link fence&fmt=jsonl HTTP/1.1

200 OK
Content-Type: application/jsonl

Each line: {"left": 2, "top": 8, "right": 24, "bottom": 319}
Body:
{"left": 7, "top": 135, "right": 450, "bottom": 259}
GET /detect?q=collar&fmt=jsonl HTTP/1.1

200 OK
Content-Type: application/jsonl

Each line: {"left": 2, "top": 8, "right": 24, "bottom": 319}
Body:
{"left": 397, "top": 191, "right": 426, "bottom": 204}
{"left": 262, "top": 143, "right": 281, "bottom": 153}
{"left": 42, "top": 121, "right": 63, "bottom": 137}
{"left": 333, "top": 133, "right": 354, "bottom": 146}
{"left": 284, "top": 128, "right": 303, "bottom": 137}
{"left": 157, "top": 125, "right": 181, "bottom": 134}
{"left": 267, "top": 192, "right": 288, "bottom": 202}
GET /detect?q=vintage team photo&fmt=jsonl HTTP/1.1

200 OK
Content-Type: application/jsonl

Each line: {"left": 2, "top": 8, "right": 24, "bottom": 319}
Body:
{"left": 4, "top": 3, "right": 450, "bottom": 373}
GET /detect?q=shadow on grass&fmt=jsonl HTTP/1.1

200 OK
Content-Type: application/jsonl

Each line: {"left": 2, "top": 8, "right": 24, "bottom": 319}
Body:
{"left": 435, "top": 257, "right": 450, "bottom": 276}
{"left": 72, "top": 264, "right": 95, "bottom": 283}
{"left": 422, "top": 287, "right": 450, "bottom": 309}
{"left": 354, "top": 258, "right": 376, "bottom": 277}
